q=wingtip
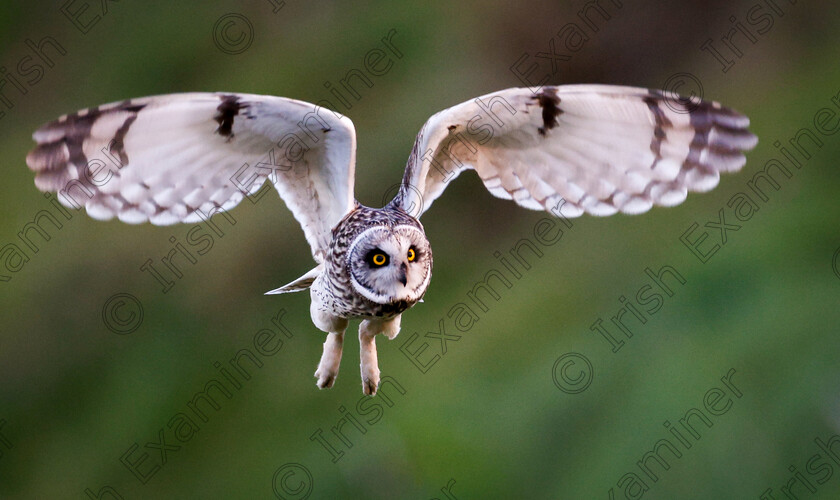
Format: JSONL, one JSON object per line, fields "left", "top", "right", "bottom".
{"left": 745, "top": 131, "right": 759, "bottom": 151}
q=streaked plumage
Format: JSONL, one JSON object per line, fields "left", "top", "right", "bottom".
{"left": 25, "top": 85, "right": 757, "bottom": 394}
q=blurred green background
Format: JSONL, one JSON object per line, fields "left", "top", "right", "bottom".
{"left": 1, "top": 0, "right": 839, "bottom": 498}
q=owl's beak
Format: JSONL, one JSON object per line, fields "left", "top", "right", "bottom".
{"left": 398, "top": 263, "right": 408, "bottom": 286}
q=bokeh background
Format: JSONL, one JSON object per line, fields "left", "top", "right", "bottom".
{"left": 1, "top": 0, "right": 839, "bottom": 498}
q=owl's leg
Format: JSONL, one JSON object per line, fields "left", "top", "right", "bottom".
{"left": 311, "top": 306, "right": 349, "bottom": 389}
{"left": 358, "top": 320, "right": 380, "bottom": 395}
{"left": 359, "top": 315, "right": 401, "bottom": 396}
{"left": 315, "top": 330, "right": 346, "bottom": 389}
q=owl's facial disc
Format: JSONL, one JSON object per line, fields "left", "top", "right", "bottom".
{"left": 348, "top": 225, "right": 432, "bottom": 305}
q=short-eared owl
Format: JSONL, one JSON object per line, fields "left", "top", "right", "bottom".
{"left": 25, "top": 86, "right": 757, "bottom": 394}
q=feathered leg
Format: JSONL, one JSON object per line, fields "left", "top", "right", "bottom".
{"left": 359, "top": 315, "right": 401, "bottom": 396}
{"left": 311, "top": 295, "right": 349, "bottom": 389}
{"left": 315, "top": 329, "right": 346, "bottom": 389}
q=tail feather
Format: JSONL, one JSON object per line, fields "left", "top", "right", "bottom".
{"left": 265, "top": 266, "right": 321, "bottom": 295}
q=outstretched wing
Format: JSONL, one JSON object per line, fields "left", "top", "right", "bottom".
{"left": 26, "top": 92, "right": 356, "bottom": 262}
{"left": 391, "top": 85, "right": 757, "bottom": 218}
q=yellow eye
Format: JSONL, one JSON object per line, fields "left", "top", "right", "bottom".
{"left": 407, "top": 248, "right": 416, "bottom": 262}
{"left": 372, "top": 253, "right": 387, "bottom": 266}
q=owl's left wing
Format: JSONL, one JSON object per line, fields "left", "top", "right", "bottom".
{"left": 390, "top": 85, "right": 757, "bottom": 218}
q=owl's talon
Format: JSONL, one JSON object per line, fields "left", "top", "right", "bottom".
{"left": 361, "top": 369, "right": 380, "bottom": 396}
{"left": 315, "top": 369, "right": 337, "bottom": 389}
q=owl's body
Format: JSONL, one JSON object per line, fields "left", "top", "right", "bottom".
{"left": 312, "top": 204, "right": 430, "bottom": 321}
{"left": 25, "top": 85, "right": 756, "bottom": 395}
{"left": 270, "top": 202, "right": 432, "bottom": 392}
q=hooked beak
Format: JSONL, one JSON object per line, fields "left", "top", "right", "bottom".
{"left": 398, "top": 262, "right": 408, "bottom": 286}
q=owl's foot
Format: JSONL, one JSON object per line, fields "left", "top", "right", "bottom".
{"left": 381, "top": 315, "right": 401, "bottom": 340}
{"left": 315, "top": 331, "right": 343, "bottom": 389}
{"left": 315, "top": 367, "right": 337, "bottom": 389}
{"left": 361, "top": 365, "right": 380, "bottom": 396}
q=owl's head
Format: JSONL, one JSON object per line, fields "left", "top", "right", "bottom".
{"left": 347, "top": 224, "right": 432, "bottom": 305}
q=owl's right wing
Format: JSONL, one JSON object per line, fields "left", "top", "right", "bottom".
{"left": 26, "top": 92, "right": 357, "bottom": 262}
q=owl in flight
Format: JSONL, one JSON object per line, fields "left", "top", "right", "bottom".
{"left": 25, "top": 85, "right": 756, "bottom": 394}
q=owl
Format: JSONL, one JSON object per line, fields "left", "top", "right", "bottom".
{"left": 25, "top": 85, "right": 757, "bottom": 395}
